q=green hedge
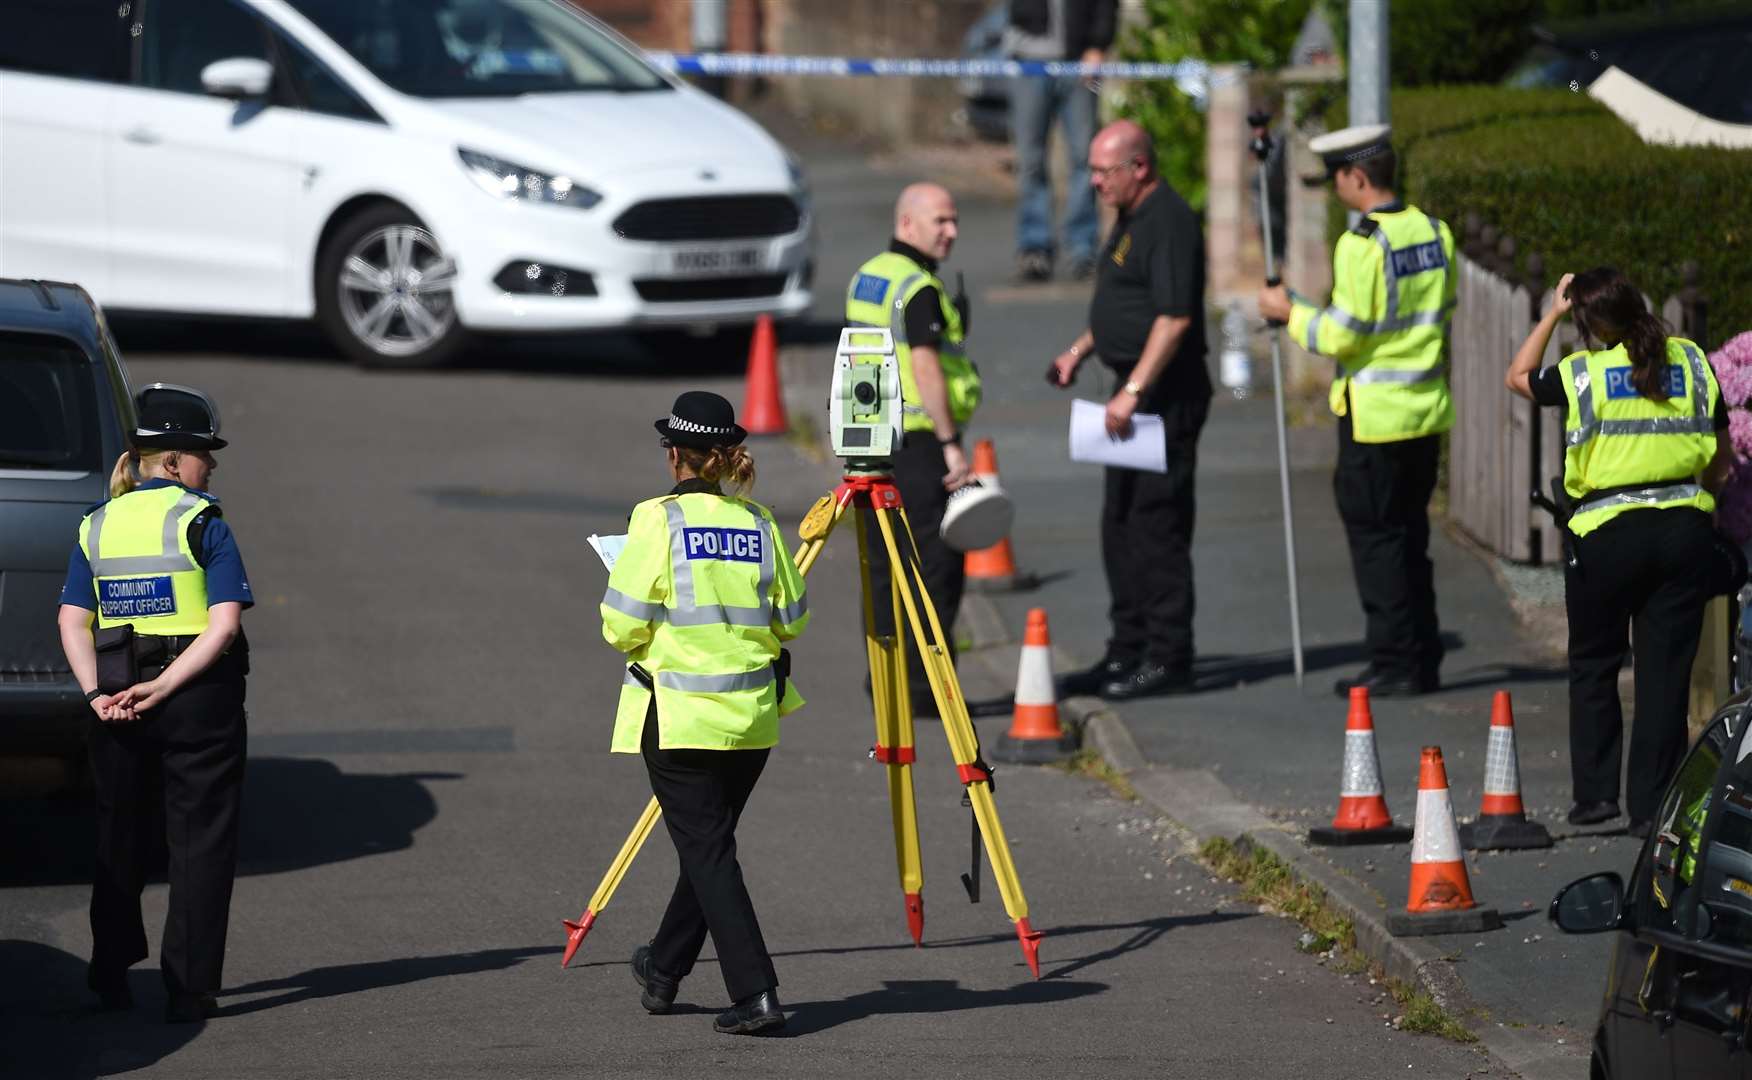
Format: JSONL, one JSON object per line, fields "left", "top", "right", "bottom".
{"left": 1322, "top": 86, "right": 1752, "bottom": 348}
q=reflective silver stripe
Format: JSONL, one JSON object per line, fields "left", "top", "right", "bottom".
{"left": 602, "top": 587, "right": 664, "bottom": 622}
{"left": 775, "top": 596, "right": 809, "bottom": 625}
{"left": 624, "top": 669, "right": 644, "bottom": 687}
{"left": 664, "top": 500, "right": 694, "bottom": 609}
{"left": 656, "top": 668, "right": 774, "bottom": 693}
{"left": 1569, "top": 359, "right": 1596, "bottom": 443}
{"left": 755, "top": 509, "right": 775, "bottom": 618}
{"left": 1352, "top": 360, "right": 1448, "bottom": 386}
{"left": 668, "top": 604, "right": 769, "bottom": 628}
{"left": 1568, "top": 416, "right": 1716, "bottom": 447}
{"left": 1325, "top": 306, "right": 1372, "bottom": 333}
{"left": 1372, "top": 227, "right": 1398, "bottom": 319}
{"left": 1304, "top": 310, "right": 1324, "bottom": 352}
{"left": 1679, "top": 340, "right": 1710, "bottom": 418}
{"left": 890, "top": 273, "right": 923, "bottom": 344}
{"left": 87, "top": 492, "right": 204, "bottom": 577}
{"left": 1575, "top": 482, "right": 1705, "bottom": 515}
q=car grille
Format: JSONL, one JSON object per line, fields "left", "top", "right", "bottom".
{"left": 614, "top": 196, "right": 802, "bottom": 241}
{"left": 633, "top": 275, "right": 789, "bottom": 303}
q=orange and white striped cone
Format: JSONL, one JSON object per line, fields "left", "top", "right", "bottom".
{"left": 1459, "top": 691, "right": 1553, "bottom": 851}
{"left": 992, "top": 609, "right": 1078, "bottom": 763}
{"left": 1309, "top": 687, "right": 1413, "bottom": 846}
{"left": 964, "top": 440, "right": 1038, "bottom": 593}
{"left": 1386, "top": 746, "right": 1503, "bottom": 936}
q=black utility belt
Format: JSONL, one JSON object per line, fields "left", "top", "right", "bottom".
{"left": 93, "top": 626, "right": 244, "bottom": 693}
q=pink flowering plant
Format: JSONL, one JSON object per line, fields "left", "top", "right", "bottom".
{"left": 1714, "top": 332, "right": 1752, "bottom": 543}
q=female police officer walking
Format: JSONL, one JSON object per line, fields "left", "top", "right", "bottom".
{"left": 1507, "top": 269, "right": 1733, "bottom": 837}
{"left": 600, "top": 391, "right": 809, "bottom": 1035}
{"left": 55, "top": 383, "right": 252, "bottom": 1023}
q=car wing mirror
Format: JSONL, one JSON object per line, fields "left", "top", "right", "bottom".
{"left": 1550, "top": 871, "right": 1626, "bottom": 933}
{"left": 201, "top": 57, "right": 273, "bottom": 100}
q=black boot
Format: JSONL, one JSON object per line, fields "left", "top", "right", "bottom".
{"left": 1059, "top": 653, "right": 1140, "bottom": 698}
{"left": 1099, "top": 662, "right": 1193, "bottom": 701}
{"left": 714, "top": 989, "right": 785, "bottom": 1034}
{"left": 631, "top": 944, "right": 679, "bottom": 1014}
{"left": 164, "top": 991, "right": 217, "bottom": 1024}
{"left": 87, "top": 965, "right": 132, "bottom": 1012}
{"left": 1332, "top": 666, "right": 1437, "bottom": 699}
{"left": 1567, "top": 801, "right": 1621, "bottom": 827}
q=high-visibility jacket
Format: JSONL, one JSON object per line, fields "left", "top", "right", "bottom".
{"left": 601, "top": 489, "right": 810, "bottom": 752}
{"left": 845, "top": 250, "right": 982, "bottom": 432}
{"left": 78, "top": 485, "right": 215, "bottom": 636}
{"left": 1559, "top": 337, "right": 1720, "bottom": 538}
{"left": 1288, "top": 204, "right": 1457, "bottom": 443}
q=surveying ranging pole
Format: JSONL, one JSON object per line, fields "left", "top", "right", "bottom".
{"left": 563, "top": 329, "right": 1045, "bottom": 978}
{"left": 1347, "top": 0, "right": 1389, "bottom": 228}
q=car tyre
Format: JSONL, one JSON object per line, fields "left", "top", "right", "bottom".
{"left": 316, "top": 205, "right": 466, "bottom": 369}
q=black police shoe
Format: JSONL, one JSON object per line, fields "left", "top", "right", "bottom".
{"left": 1100, "top": 663, "right": 1194, "bottom": 701}
{"left": 164, "top": 991, "right": 218, "bottom": 1024}
{"left": 1567, "top": 801, "right": 1622, "bottom": 827}
{"left": 714, "top": 989, "right": 785, "bottom": 1035}
{"left": 87, "top": 965, "right": 132, "bottom": 1012}
{"left": 1059, "top": 653, "right": 1141, "bottom": 698}
{"left": 1016, "top": 250, "right": 1053, "bottom": 283}
{"left": 1331, "top": 666, "right": 1438, "bottom": 699}
{"left": 631, "top": 944, "right": 679, "bottom": 1014}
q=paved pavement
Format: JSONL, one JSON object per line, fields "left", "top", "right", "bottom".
{"left": 0, "top": 116, "right": 1498, "bottom": 1078}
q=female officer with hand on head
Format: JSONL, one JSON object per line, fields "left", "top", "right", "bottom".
{"left": 56, "top": 383, "right": 252, "bottom": 1024}
{"left": 1507, "top": 269, "right": 1734, "bottom": 839}
{"left": 600, "top": 391, "right": 809, "bottom": 1036}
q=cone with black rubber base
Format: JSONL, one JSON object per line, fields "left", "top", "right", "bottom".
{"left": 1386, "top": 746, "right": 1503, "bottom": 937}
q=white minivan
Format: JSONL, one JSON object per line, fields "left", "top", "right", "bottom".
{"left": 0, "top": 0, "right": 815, "bottom": 366}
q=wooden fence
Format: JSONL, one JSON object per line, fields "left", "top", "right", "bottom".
{"left": 1446, "top": 216, "right": 1711, "bottom": 566}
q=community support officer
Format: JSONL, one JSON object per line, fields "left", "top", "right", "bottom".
{"left": 1506, "top": 268, "right": 1733, "bottom": 836}
{"left": 600, "top": 391, "right": 810, "bottom": 1036}
{"left": 1048, "top": 119, "right": 1212, "bottom": 701}
{"left": 55, "top": 384, "right": 252, "bottom": 1024}
{"left": 846, "top": 182, "right": 982, "bottom": 718}
{"left": 1258, "top": 124, "right": 1456, "bottom": 698}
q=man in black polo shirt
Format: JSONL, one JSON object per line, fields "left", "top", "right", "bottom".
{"left": 1048, "top": 120, "right": 1211, "bottom": 700}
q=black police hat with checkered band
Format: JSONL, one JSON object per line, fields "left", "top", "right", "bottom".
{"left": 654, "top": 391, "right": 748, "bottom": 450}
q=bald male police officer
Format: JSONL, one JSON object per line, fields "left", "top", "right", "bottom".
{"left": 1259, "top": 125, "right": 1456, "bottom": 698}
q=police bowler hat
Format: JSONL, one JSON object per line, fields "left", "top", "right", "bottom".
{"left": 655, "top": 391, "right": 747, "bottom": 450}
{"left": 134, "top": 383, "right": 227, "bottom": 451}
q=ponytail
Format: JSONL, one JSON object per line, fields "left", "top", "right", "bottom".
{"left": 1625, "top": 312, "right": 1673, "bottom": 402}
{"left": 677, "top": 444, "right": 757, "bottom": 495}
{"left": 108, "top": 449, "right": 174, "bottom": 498}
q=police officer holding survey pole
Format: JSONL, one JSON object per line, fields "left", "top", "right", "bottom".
{"left": 1259, "top": 125, "right": 1456, "bottom": 699}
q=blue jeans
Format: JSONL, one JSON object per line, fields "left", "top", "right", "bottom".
{"left": 1010, "top": 74, "right": 1099, "bottom": 262}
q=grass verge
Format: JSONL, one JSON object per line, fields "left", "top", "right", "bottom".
{"left": 1054, "top": 748, "right": 1137, "bottom": 802}
{"left": 1200, "top": 837, "right": 1478, "bottom": 1044}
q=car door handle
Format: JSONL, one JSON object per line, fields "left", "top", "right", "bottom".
{"left": 1652, "top": 1009, "right": 1676, "bottom": 1029}
{"left": 122, "top": 127, "right": 162, "bottom": 146}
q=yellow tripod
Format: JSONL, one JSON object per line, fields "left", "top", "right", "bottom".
{"left": 562, "top": 471, "right": 1043, "bottom": 977}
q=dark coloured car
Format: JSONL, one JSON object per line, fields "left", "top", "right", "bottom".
{"left": 1551, "top": 693, "right": 1752, "bottom": 1079}
{"left": 0, "top": 279, "right": 135, "bottom": 791}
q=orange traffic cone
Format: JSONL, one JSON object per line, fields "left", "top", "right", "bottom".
{"left": 1386, "top": 746, "right": 1503, "bottom": 936}
{"left": 740, "top": 315, "right": 786, "bottom": 435}
{"left": 1459, "top": 691, "right": 1553, "bottom": 851}
{"left": 964, "top": 440, "right": 1036, "bottom": 592}
{"left": 1309, "top": 688, "right": 1413, "bottom": 846}
{"left": 992, "top": 609, "right": 1078, "bottom": 763}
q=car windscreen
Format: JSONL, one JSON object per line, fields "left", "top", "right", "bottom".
{"left": 0, "top": 333, "right": 102, "bottom": 472}
{"left": 288, "top": 0, "right": 670, "bottom": 98}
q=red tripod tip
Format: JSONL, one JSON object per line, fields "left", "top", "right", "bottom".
{"left": 560, "top": 909, "right": 596, "bottom": 968}
{"left": 905, "top": 893, "right": 924, "bottom": 947}
{"left": 1015, "top": 918, "right": 1043, "bottom": 979}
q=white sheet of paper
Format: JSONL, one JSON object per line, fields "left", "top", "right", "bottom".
{"left": 1068, "top": 398, "right": 1168, "bottom": 473}
{"left": 588, "top": 533, "right": 628, "bottom": 573}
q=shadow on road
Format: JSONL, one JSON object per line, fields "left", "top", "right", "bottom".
{"left": 0, "top": 758, "right": 453, "bottom": 888}
{"left": 0, "top": 939, "right": 201, "bottom": 1080}
{"left": 778, "top": 978, "right": 1107, "bottom": 1036}
{"left": 1181, "top": 631, "right": 1567, "bottom": 692}
{"left": 218, "top": 944, "right": 561, "bottom": 1016}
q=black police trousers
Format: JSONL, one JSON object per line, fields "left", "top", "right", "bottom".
{"left": 86, "top": 655, "right": 247, "bottom": 996}
{"left": 640, "top": 707, "right": 777, "bottom": 1003}
{"left": 1335, "top": 413, "right": 1444, "bottom": 678}
{"left": 1102, "top": 395, "right": 1209, "bottom": 671}
{"left": 866, "top": 431, "right": 964, "bottom": 704}
{"left": 1565, "top": 507, "right": 1715, "bottom": 824}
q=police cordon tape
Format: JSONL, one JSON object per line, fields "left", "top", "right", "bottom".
{"left": 645, "top": 50, "right": 1241, "bottom": 90}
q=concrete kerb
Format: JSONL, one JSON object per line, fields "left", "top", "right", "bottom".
{"left": 958, "top": 591, "right": 1579, "bottom": 1080}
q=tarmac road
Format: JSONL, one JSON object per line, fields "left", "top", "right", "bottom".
{"left": 0, "top": 123, "right": 1494, "bottom": 1079}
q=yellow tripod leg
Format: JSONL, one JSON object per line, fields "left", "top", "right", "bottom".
{"left": 871, "top": 505, "right": 1044, "bottom": 978}
{"left": 561, "top": 795, "right": 662, "bottom": 967}
{"left": 563, "top": 489, "right": 851, "bottom": 964}
{"left": 855, "top": 509, "right": 926, "bottom": 944}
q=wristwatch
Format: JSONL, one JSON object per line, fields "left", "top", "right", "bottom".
{"left": 84, "top": 688, "right": 104, "bottom": 704}
{"left": 939, "top": 433, "right": 963, "bottom": 448}
{"left": 1122, "top": 379, "right": 1146, "bottom": 397}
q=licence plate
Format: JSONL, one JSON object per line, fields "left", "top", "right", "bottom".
{"left": 670, "top": 247, "right": 766, "bottom": 275}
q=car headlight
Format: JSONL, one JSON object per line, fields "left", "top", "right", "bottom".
{"left": 786, "top": 153, "right": 811, "bottom": 211}
{"left": 458, "top": 149, "right": 602, "bottom": 210}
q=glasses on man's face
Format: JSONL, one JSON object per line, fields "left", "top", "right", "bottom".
{"left": 1090, "top": 158, "right": 1140, "bottom": 181}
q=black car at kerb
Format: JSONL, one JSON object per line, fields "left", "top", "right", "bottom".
{"left": 0, "top": 279, "right": 134, "bottom": 788}
{"left": 1553, "top": 693, "right": 1752, "bottom": 1079}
